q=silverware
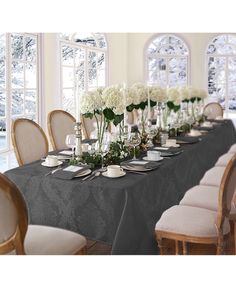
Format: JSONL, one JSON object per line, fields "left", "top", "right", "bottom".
{"left": 44, "top": 167, "right": 62, "bottom": 176}
{"left": 88, "top": 171, "right": 101, "bottom": 180}
{"left": 81, "top": 170, "right": 96, "bottom": 181}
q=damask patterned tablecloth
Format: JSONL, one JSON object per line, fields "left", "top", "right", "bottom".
{"left": 5, "top": 120, "right": 236, "bottom": 254}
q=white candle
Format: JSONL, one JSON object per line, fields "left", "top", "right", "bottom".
{"left": 147, "top": 86, "right": 151, "bottom": 120}
{"left": 123, "top": 83, "right": 127, "bottom": 125}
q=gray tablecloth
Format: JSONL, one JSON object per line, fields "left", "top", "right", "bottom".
{"left": 5, "top": 120, "right": 236, "bottom": 254}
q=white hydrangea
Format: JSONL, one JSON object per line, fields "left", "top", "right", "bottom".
{"left": 102, "top": 85, "right": 125, "bottom": 115}
{"left": 189, "top": 87, "right": 201, "bottom": 99}
{"left": 178, "top": 86, "right": 191, "bottom": 101}
{"left": 131, "top": 83, "right": 147, "bottom": 104}
{"left": 80, "top": 90, "right": 105, "bottom": 114}
{"left": 167, "top": 87, "right": 181, "bottom": 106}
{"left": 199, "top": 89, "right": 207, "bottom": 99}
{"left": 149, "top": 86, "right": 167, "bottom": 103}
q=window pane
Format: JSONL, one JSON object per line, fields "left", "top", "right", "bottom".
{"left": 73, "top": 33, "right": 96, "bottom": 47}
{"left": 25, "top": 63, "right": 36, "bottom": 88}
{"left": 12, "top": 90, "right": 24, "bottom": 116}
{"left": 62, "top": 89, "right": 75, "bottom": 115}
{"left": 12, "top": 61, "right": 24, "bottom": 88}
{"left": 0, "top": 34, "right": 6, "bottom": 59}
{"left": 0, "top": 91, "right": 5, "bottom": 117}
{"left": 63, "top": 66, "right": 74, "bottom": 87}
{"left": 0, "top": 59, "right": 5, "bottom": 88}
{"left": 97, "top": 70, "right": 105, "bottom": 86}
{"left": 75, "top": 48, "right": 85, "bottom": 65}
{"left": 11, "top": 34, "right": 24, "bottom": 60}
{"left": 25, "top": 90, "right": 36, "bottom": 115}
{"left": 88, "top": 51, "right": 97, "bottom": 68}
{"left": 88, "top": 69, "right": 97, "bottom": 87}
{"left": 62, "top": 45, "right": 74, "bottom": 65}
{"left": 25, "top": 36, "right": 37, "bottom": 62}
{"left": 0, "top": 118, "right": 6, "bottom": 150}
{"left": 97, "top": 53, "right": 105, "bottom": 69}
{"left": 75, "top": 69, "right": 85, "bottom": 90}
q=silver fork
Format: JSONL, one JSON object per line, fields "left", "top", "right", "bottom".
{"left": 45, "top": 167, "right": 62, "bottom": 176}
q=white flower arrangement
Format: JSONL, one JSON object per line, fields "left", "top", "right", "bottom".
{"left": 102, "top": 85, "right": 125, "bottom": 115}
{"left": 130, "top": 83, "right": 147, "bottom": 104}
{"left": 167, "top": 87, "right": 181, "bottom": 106}
{"left": 80, "top": 89, "right": 104, "bottom": 114}
{"left": 149, "top": 86, "right": 167, "bottom": 103}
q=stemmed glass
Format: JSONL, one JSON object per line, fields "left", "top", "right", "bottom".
{"left": 95, "top": 132, "right": 111, "bottom": 171}
{"left": 65, "top": 134, "right": 76, "bottom": 150}
{"left": 128, "top": 132, "right": 141, "bottom": 160}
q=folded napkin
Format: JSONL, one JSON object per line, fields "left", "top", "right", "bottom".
{"left": 121, "top": 160, "right": 161, "bottom": 170}
{"left": 52, "top": 165, "right": 90, "bottom": 180}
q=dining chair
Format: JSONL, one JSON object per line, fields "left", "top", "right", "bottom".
{"left": 155, "top": 154, "right": 236, "bottom": 255}
{"left": 180, "top": 154, "right": 236, "bottom": 253}
{"left": 81, "top": 114, "right": 111, "bottom": 139}
{"left": 228, "top": 143, "right": 236, "bottom": 153}
{"left": 0, "top": 173, "right": 87, "bottom": 255}
{"left": 11, "top": 118, "right": 49, "bottom": 166}
{"left": 47, "top": 110, "right": 76, "bottom": 150}
{"left": 203, "top": 102, "right": 223, "bottom": 120}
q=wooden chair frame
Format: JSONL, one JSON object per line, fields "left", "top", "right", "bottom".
{"left": 47, "top": 110, "right": 76, "bottom": 150}
{"left": 81, "top": 114, "right": 111, "bottom": 139}
{"left": 11, "top": 118, "right": 49, "bottom": 166}
{"left": 0, "top": 173, "right": 86, "bottom": 255}
{"left": 155, "top": 154, "right": 236, "bottom": 255}
{"left": 203, "top": 102, "right": 224, "bottom": 118}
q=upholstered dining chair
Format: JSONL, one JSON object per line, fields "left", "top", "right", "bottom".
{"left": 155, "top": 154, "right": 236, "bottom": 255}
{"left": 228, "top": 143, "right": 236, "bottom": 154}
{"left": 203, "top": 102, "right": 223, "bottom": 119}
{"left": 47, "top": 110, "right": 76, "bottom": 150}
{"left": 11, "top": 118, "right": 49, "bottom": 166}
{"left": 0, "top": 173, "right": 87, "bottom": 255}
{"left": 81, "top": 114, "right": 111, "bottom": 139}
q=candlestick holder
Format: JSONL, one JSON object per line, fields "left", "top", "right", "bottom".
{"left": 74, "top": 122, "right": 82, "bottom": 160}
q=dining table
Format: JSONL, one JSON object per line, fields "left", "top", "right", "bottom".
{"left": 5, "top": 119, "right": 236, "bottom": 254}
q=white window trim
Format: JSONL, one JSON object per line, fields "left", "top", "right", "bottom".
{"left": 144, "top": 33, "right": 191, "bottom": 87}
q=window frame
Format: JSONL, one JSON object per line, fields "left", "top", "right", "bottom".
{"left": 144, "top": 33, "right": 191, "bottom": 87}
{"left": 0, "top": 32, "right": 42, "bottom": 154}
{"left": 58, "top": 33, "right": 108, "bottom": 116}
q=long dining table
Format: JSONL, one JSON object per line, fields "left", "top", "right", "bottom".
{"left": 5, "top": 120, "right": 236, "bottom": 254}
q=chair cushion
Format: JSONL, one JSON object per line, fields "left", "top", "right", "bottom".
{"left": 200, "top": 166, "right": 226, "bottom": 186}
{"left": 228, "top": 144, "right": 236, "bottom": 153}
{"left": 215, "top": 153, "right": 234, "bottom": 167}
{"left": 155, "top": 205, "right": 230, "bottom": 238}
{"left": 180, "top": 185, "right": 219, "bottom": 211}
{"left": 24, "top": 225, "right": 86, "bottom": 255}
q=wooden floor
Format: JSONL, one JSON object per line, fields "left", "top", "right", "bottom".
{"left": 86, "top": 231, "right": 235, "bottom": 255}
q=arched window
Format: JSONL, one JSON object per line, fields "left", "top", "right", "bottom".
{"left": 0, "top": 33, "right": 40, "bottom": 153}
{"left": 146, "top": 34, "right": 189, "bottom": 87}
{"left": 207, "top": 34, "right": 236, "bottom": 113}
{"left": 59, "top": 33, "right": 107, "bottom": 116}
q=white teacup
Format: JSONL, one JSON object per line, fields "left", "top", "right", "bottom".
{"left": 165, "top": 139, "right": 177, "bottom": 147}
{"left": 216, "top": 116, "right": 223, "bottom": 120}
{"left": 202, "top": 121, "right": 212, "bottom": 127}
{"left": 82, "top": 143, "right": 89, "bottom": 153}
{"left": 45, "top": 155, "right": 58, "bottom": 166}
{"left": 107, "top": 165, "right": 123, "bottom": 177}
{"left": 147, "top": 151, "right": 161, "bottom": 161}
{"left": 189, "top": 129, "right": 201, "bottom": 137}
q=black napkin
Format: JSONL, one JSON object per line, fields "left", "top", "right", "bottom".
{"left": 52, "top": 164, "right": 90, "bottom": 180}
{"left": 121, "top": 160, "right": 161, "bottom": 170}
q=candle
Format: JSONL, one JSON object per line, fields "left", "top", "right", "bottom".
{"left": 123, "top": 83, "right": 127, "bottom": 125}
{"left": 147, "top": 86, "right": 151, "bottom": 120}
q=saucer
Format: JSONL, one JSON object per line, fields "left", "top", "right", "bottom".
{"left": 41, "top": 161, "right": 63, "bottom": 167}
{"left": 162, "top": 143, "right": 180, "bottom": 148}
{"left": 74, "top": 169, "right": 91, "bottom": 178}
{"left": 188, "top": 132, "right": 201, "bottom": 137}
{"left": 143, "top": 156, "right": 163, "bottom": 162}
{"left": 102, "top": 171, "right": 126, "bottom": 178}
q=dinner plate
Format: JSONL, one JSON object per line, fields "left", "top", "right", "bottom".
{"left": 74, "top": 169, "right": 92, "bottom": 178}
{"left": 162, "top": 143, "right": 180, "bottom": 148}
{"left": 41, "top": 161, "right": 63, "bottom": 167}
{"left": 142, "top": 156, "right": 163, "bottom": 162}
{"left": 187, "top": 132, "right": 202, "bottom": 137}
{"left": 102, "top": 171, "right": 126, "bottom": 178}
{"left": 121, "top": 164, "right": 152, "bottom": 172}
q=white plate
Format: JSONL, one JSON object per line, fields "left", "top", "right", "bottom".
{"left": 74, "top": 169, "right": 92, "bottom": 178}
{"left": 162, "top": 144, "right": 180, "bottom": 148}
{"left": 187, "top": 132, "right": 202, "bottom": 137}
{"left": 41, "top": 161, "right": 63, "bottom": 167}
{"left": 102, "top": 171, "right": 126, "bottom": 178}
{"left": 142, "top": 156, "right": 163, "bottom": 162}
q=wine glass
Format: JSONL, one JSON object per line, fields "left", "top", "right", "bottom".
{"left": 65, "top": 134, "right": 76, "bottom": 151}
{"left": 128, "top": 132, "right": 141, "bottom": 160}
{"left": 95, "top": 133, "right": 111, "bottom": 171}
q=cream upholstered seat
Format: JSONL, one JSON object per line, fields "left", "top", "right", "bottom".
{"left": 155, "top": 154, "right": 236, "bottom": 255}
{"left": 200, "top": 166, "right": 226, "bottom": 186}
{"left": 215, "top": 153, "right": 235, "bottom": 167}
{"left": 47, "top": 110, "right": 76, "bottom": 150}
{"left": 81, "top": 114, "right": 111, "bottom": 139}
{"left": 203, "top": 102, "right": 223, "bottom": 119}
{"left": 11, "top": 118, "right": 49, "bottom": 166}
{"left": 155, "top": 205, "right": 230, "bottom": 238}
{"left": 228, "top": 144, "right": 236, "bottom": 153}
{"left": 0, "top": 173, "right": 87, "bottom": 255}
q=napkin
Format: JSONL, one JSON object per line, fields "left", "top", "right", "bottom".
{"left": 121, "top": 160, "right": 161, "bottom": 170}
{"left": 52, "top": 165, "right": 90, "bottom": 180}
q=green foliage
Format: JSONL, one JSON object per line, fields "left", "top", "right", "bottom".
{"left": 113, "top": 114, "right": 124, "bottom": 126}
{"left": 105, "top": 141, "right": 129, "bottom": 165}
{"left": 103, "top": 108, "right": 115, "bottom": 121}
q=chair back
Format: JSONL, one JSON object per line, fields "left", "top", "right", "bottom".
{"left": 216, "top": 154, "right": 236, "bottom": 230}
{"left": 12, "top": 119, "right": 49, "bottom": 166}
{"left": 0, "top": 173, "right": 28, "bottom": 254}
{"left": 81, "top": 115, "right": 111, "bottom": 139}
{"left": 203, "top": 102, "right": 223, "bottom": 119}
{"left": 48, "top": 110, "right": 76, "bottom": 150}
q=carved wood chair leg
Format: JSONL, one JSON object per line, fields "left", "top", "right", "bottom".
{"left": 183, "top": 241, "right": 188, "bottom": 255}
{"left": 234, "top": 221, "right": 236, "bottom": 255}
{"left": 157, "top": 238, "right": 164, "bottom": 255}
{"left": 76, "top": 246, "right": 87, "bottom": 255}
{"left": 175, "top": 240, "right": 180, "bottom": 255}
